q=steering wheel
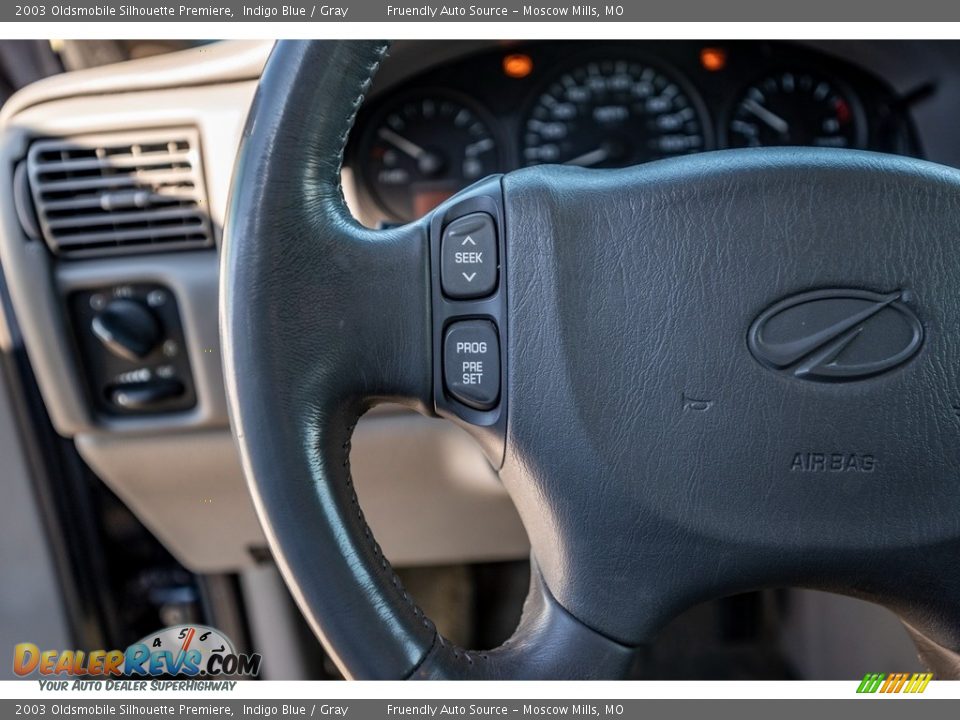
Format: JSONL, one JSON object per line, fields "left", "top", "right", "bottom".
{"left": 221, "top": 40, "right": 960, "bottom": 679}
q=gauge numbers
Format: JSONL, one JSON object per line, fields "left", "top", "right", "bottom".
{"left": 139, "top": 625, "right": 235, "bottom": 656}
{"left": 522, "top": 59, "right": 707, "bottom": 168}
{"left": 363, "top": 93, "right": 501, "bottom": 221}
{"left": 728, "top": 72, "right": 863, "bottom": 149}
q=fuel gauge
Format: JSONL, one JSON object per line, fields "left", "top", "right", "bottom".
{"left": 726, "top": 72, "right": 865, "bottom": 149}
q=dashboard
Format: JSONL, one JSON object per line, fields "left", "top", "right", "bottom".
{"left": 3, "top": 39, "right": 955, "bottom": 576}
{"left": 347, "top": 41, "right": 919, "bottom": 224}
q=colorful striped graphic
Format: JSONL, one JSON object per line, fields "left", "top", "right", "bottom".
{"left": 857, "top": 672, "right": 933, "bottom": 694}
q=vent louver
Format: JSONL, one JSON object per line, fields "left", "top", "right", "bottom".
{"left": 27, "top": 129, "right": 213, "bottom": 257}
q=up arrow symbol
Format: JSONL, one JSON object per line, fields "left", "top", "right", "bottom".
{"left": 461, "top": 236, "right": 476, "bottom": 246}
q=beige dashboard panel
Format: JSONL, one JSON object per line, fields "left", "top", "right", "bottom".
{"left": 75, "top": 414, "right": 527, "bottom": 572}
{"left": 0, "top": 40, "right": 529, "bottom": 572}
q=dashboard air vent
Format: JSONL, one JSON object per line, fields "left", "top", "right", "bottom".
{"left": 27, "top": 129, "right": 213, "bottom": 257}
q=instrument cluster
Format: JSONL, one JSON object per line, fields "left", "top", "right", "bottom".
{"left": 348, "top": 41, "right": 917, "bottom": 223}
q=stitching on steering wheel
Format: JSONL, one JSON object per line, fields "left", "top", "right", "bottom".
{"left": 335, "top": 43, "right": 500, "bottom": 676}
{"left": 332, "top": 41, "right": 390, "bottom": 211}
{"left": 321, "top": 43, "right": 442, "bottom": 666}
{"left": 330, "top": 41, "right": 505, "bottom": 676}
{"left": 342, "top": 408, "right": 433, "bottom": 630}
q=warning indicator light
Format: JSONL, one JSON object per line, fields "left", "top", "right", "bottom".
{"left": 503, "top": 54, "right": 534, "bottom": 79}
{"left": 700, "top": 47, "right": 727, "bottom": 72}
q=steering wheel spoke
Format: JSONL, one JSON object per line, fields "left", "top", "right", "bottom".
{"left": 222, "top": 41, "right": 437, "bottom": 678}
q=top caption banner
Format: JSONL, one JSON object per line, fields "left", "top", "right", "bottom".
{"left": 8, "top": 0, "right": 960, "bottom": 21}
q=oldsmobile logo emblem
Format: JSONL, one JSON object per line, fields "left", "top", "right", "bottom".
{"left": 748, "top": 289, "right": 923, "bottom": 381}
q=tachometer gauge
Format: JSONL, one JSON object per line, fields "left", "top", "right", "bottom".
{"left": 726, "top": 72, "right": 864, "bottom": 149}
{"left": 521, "top": 59, "right": 708, "bottom": 168}
{"left": 361, "top": 93, "right": 502, "bottom": 221}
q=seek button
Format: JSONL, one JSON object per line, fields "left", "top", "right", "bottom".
{"left": 441, "top": 213, "right": 498, "bottom": 299}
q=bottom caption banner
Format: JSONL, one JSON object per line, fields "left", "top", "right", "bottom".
{"left": 1, "top": 700, "right": 958, "bottom": 720}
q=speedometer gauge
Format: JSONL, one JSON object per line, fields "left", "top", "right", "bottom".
{"left": 360, "top": 92, "right": 502, "bottom": 222}
{"left": 521, "top": 59, "right": 709, "bottom": 168}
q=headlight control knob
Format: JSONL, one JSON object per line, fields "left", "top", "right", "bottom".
{"left": 91, "top": 298, "right": 162, "bottom": 361}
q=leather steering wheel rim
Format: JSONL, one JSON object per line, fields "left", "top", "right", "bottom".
{"left": 221, "top": 40, "right": 629, "bottom": 679}
{"left": 223, "top": 40, "right": 960, "bottom": 679}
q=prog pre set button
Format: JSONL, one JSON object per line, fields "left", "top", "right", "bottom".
{"left": 443, "top": 320, "right": 500, "bottom": 410}
{"left": 441, "top": 213, "right": 498, "bottom": 299}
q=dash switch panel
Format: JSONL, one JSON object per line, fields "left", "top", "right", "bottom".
{"left": 69, "top": 283, "right": 196, "bottom": 416}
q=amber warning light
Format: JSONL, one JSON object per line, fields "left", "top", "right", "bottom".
{"left": 503, "top": 54, "right": 534, "bottom": 79}
{"left": 700, "top": 47, "right": 727, "bottom": 72}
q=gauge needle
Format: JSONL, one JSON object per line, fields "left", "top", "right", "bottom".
{"left": 563, "top": 147, "right": 610, "bottom": 167}
{"left": 378, "top": 127, "right": 427, "bottom": 159}
{"left": 742, "top": 99, "right": 790, "bottom": 135}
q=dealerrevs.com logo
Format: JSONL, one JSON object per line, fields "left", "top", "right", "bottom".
{"left": 13, "top": 624, "right": 261, "bottom": 681}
